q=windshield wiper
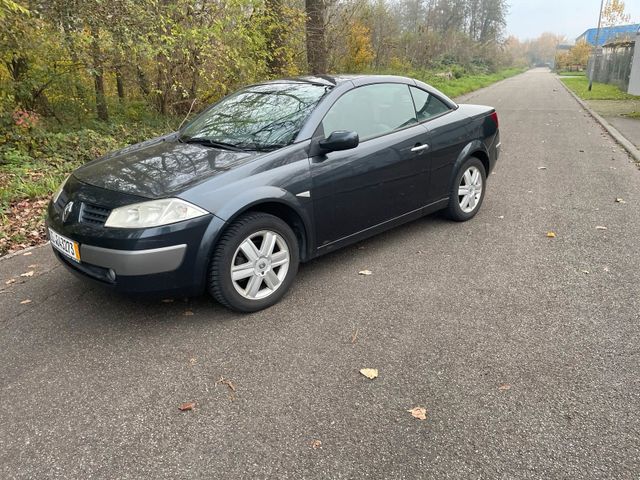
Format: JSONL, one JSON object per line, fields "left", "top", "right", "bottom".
{"left": 181, "top": 137, "right": 245, "bottom": 152}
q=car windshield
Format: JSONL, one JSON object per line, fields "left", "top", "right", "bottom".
{"left": 179, "top": 83, "right": 331, "bottom": 151}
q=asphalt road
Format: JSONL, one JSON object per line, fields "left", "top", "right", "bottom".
{"left": 2, "top": 68, "right": 639, "bottom": 479}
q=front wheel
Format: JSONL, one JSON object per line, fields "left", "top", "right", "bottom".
{"left": 208, "top": 212, "right": 299, "bottom": 312}
{"left": 445, "top": 157, "right": 486, "bottom": 221}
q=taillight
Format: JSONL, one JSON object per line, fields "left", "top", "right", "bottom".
{"left": 490, "top": 111, "right": 499, "bottom": 129}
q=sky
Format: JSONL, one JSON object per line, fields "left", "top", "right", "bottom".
{"left": 506, "top": 0, "right": 640, "bottom": 42}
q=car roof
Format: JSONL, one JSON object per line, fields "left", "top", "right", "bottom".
{"left": 258, "top": 74, "right": 414, "bottom": 87}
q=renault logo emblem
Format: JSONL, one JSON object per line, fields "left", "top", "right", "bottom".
{"left": 62, "top": 201, "right": 74, "bottom": 222}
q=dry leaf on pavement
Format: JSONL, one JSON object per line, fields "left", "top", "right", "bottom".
{"left": 184, "top": 310, "right": 194, "bottom": 316}
{"left": 498, "top": 383, "right": 512, "bottom": 391}
{"left": 23, "top": 251, "right": 32, "bottom": 256}
{"left": 20, "top": 271, "right": 34, "bottom": 277}
{"left": 358, "top": 270, "right": 373, "bottom": 276}
{"left": 359, "top": 368, "right": 378, "bottom": 379}
{"left": 407, "top": 407, "right": 427, "bottom": 420}
{"left": 20, "top": 299, "right": 32, "bottom": 305}
{"left": 216, "top": 376, "right": 237, "bottom": 392}
{"left": 581, "top": 270, "right": 590, "bottom": 275}
{"left": 546, "top": 231, "right": 556, "bottom": 238}
{"left": 615, "top": 198, "right": 626, "bottom": 204}
{"left": 311, "top": 440, "right": 322, "bottom": 449}
{"left": 595, "top": 226, "right": 608, "bottom": 230}
{"left": 178, "top": 402, "right": 196, "bottom": 411}
{"left": 537, "top": 166, "right": 547, "bottom": 170}
{"left": 5, "top": 279, "right": 16, "bottom": 285}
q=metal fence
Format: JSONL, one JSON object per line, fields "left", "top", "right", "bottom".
{"left": 588, "top": 40, "right": 635, "bottom": 91}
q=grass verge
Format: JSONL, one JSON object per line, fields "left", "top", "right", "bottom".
{"left": 560, "top": 76, "right": 640, "bottom": 101}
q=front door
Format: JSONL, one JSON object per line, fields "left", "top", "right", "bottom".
{"left": 309, "top": 83, "right": 431, "bottom": 248}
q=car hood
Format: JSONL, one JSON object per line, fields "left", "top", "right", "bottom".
{"left": 73, "top": 134, "right": 262, "bottom": 198}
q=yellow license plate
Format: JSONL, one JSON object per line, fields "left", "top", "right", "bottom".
{"left": 49, "top": 227, "right": 81, "bottom": 263}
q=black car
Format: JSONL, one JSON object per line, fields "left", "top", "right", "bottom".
{"left": 46, "top": 75, "right": 500, "bottom": 312}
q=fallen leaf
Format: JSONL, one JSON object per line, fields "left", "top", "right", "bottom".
{"left": 351, "top": 328, "right": 359, "bottom": 344}
{"left": 579, "top": 149, "right": 584, "bottom": 152}
{"left": 184, "top": 310, "right": 194, "bottom": 316}
{"left": 604, "top": 266, "right": 610, "bottom": 272}
{"left": 581, "top": 270, "right": 590, "bottom": 275}
{"left": 595, "top": 226, "right": 608, "bottom": 230}
{"left": 20, "top": 271, "right": 34, "bottom": 277}
{"left": 537, "top": 166, "right": 547, "bottom": 170}
{"left": 498, "top": 383, "right": 511, "bottom": 391}
{"left": 407, "top": 407, "right": 427, "bottom": 420}
{"left": 310, "top": 440, "right": 322, "bottom": 449}
{"left": 189, "top": 358, "right": 197, "bottom": 366}
{"left": 615, "top": 198, "right": 626, "bottom": 204}
{"left": 22, "top": 251, "right": 32, "bottom": 256}
{"left": 27, "top": 264, "right": 37, "bottom": 269}
{"left": 20, "top": 299, "right": 32, "bottom": 305}
{"left": 216, "top": 376, "right": 237, "bottom": 400}
{"left": 5, "top": 279, "right": 16, "bottom": 285}
{"left": 178, "top": 402, "right": 196, "bottom": 411}
{"left": 358, "top": 270, "right": 373, "bottom": 276}
{"left": 359, "top": 368, "right": 378, "bottom": 380}
{"left": 498, "top": 215, "right": 504, "bottom": 219}
{"left": 546, "top": 231, "right": 556, "bottom": 238}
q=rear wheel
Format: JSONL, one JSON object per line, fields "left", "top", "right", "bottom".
{"left": 208, "top": 212, "right": 299, "bottom": 312}
{"left": 446, "top": 157, "right": 486, "bottom": 221}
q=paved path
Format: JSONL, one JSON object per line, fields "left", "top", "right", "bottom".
{"left": 586, "top": 98, "right": 640, "bottom": 149}
{"left": 2, "top": 68, "right": 639, "bottom": 479}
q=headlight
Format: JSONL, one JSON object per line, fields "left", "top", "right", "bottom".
{"left": 52, "top": 175, "right": 71, "bottom": 203}
{"left": 104, "top": 198, "right": 208, "bottom": 229}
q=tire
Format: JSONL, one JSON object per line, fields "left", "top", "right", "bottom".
{"left": 445, "top": 157, "right": 487, "bottom": 222}
{"left": 208, "top": 212, "right": 299, "bottom": 312}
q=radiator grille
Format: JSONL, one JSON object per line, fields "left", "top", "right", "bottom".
{"left": 80, "top": 203, "right": 112, "bottom": 226}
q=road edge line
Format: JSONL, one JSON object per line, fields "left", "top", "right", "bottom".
{"left": 557, "top": 76, "right": 640, "bottom": 164}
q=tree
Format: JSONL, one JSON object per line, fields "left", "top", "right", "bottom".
{"left": 305, "top": 0, "right": 327, "bottom": 73}
{"left": 602, "top": 0, "right": 630, "bottom": 27}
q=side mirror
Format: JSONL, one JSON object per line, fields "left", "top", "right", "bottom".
{"left": 317, "top": 130, "right": 359, "bottom": 154}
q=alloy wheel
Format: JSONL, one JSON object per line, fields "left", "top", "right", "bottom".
{"left": 458, "top": 166, "right": 483, "bottom": 213}
{"left": 230, "top": 230, "right": 290, "bottom": 300}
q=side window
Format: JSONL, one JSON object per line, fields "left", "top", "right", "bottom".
{"left": 410, "top": 87, "right": 451, "bottom": 122}
{"left": 321, "top": 84, "right": 417, "bottom": 141}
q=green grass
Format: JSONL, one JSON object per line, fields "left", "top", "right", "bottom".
{"left": 622, "top": 111, "right": 640, "bottom": 119}
{"left": 418, "top": 67, "right": 525, "bottom": 98}
{"left": 560, "top": 76, "right": 640, "bottom": 100}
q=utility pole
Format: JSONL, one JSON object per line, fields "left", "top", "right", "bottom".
{"left": 588, "top": 0, "right": 605, "bottom": 91}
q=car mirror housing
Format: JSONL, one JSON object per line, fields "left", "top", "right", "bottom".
{"left": 317, "top": 130, "right": 359, "bottom": 154}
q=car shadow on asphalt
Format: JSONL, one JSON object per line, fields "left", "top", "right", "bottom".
{"left": 67, "top": 212, "right": 452, "bottom": 327}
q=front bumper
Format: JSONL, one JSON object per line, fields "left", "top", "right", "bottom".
{"left": 81, "top": 243, "right": 187, "bottom": 276}
{"left": 46, "top": 178, "right": 226, "bottom": 295}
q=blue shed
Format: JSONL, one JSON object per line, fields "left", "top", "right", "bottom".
{"left": 576, "top": 24, "right": 640, "bottom": 46}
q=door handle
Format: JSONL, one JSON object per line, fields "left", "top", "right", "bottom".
{"left": 411, "top": 144, "right": 430, "bottom": 152}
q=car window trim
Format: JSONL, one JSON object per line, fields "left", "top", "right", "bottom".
{"left": 409, "top": 86, "right": 454, "bottom": 125}
{"left": 316, "top": 83, "right": 421, "bottom": 144}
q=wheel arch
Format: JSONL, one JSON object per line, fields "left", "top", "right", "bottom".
{"left": 212, "top": 187, "right": 314, "bottom": 263}
{"left": 449, "top": 140, "right": 490, "bottom": 187}
{"left": 228, "top": 200, "right": 311, "bottom": 262}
